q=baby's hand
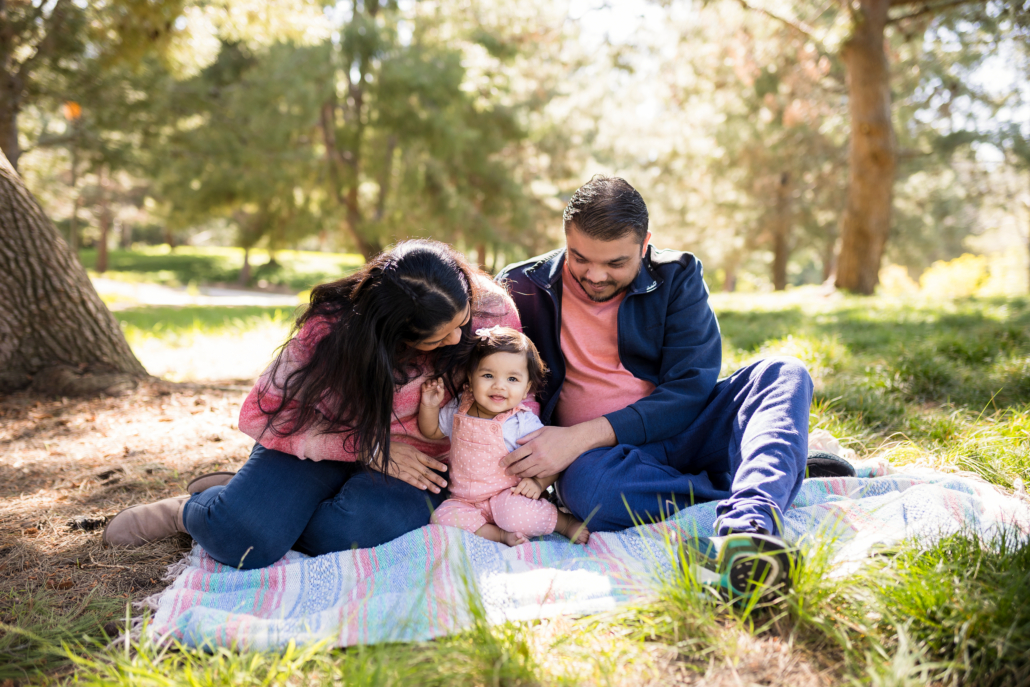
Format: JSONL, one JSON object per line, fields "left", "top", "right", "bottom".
{"left": 420, "top": 378, "right": 446, "bottom": 408}
{"left": 511, "top": 477, "right": 543, "bottom": 500}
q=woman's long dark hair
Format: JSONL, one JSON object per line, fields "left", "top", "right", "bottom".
{"left": 258, "top": 239, "right": 483, "bottom": 474}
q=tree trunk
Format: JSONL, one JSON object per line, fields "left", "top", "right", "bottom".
{"left": 120, "top": 215, "right": 132, "bottom": 248}
{"left": 96, "top": 165, "right": 110, "bottom": 273}
{"left": 821, "top": 228, "right": 838, "bottom": 282}
{"left": 835, "top": 0, "right": 897, "bottom": 295}
{"left": 723, "top": 249, "right": 743, "bottom": 292}
{"left": 723, "top": 265, "right": 738, "bottom": 293}
{"left": 319, "top": 101, "right": 377, "bottom": 259}
{"left": 771, "top": 171, "right": 792, "bottom": 291}
{"left": 489, "top": 245, "right": 502, "bottom": 275}
{"left": 238, "top": 246, "right": 251, "bottom": 286}
{"left": 0, "top": 150, "right": 147, "bottom": 395}
{"left": 476, "top": 243, "right": 488, "bottom": 271}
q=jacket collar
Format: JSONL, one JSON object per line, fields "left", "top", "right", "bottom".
{"left": 523, "top": 248, "right": 565, "bottom": 290}
{"left": 524, "top": 245, "right": 663, "bottom": 295}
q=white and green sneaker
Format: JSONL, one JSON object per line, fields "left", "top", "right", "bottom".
{"left": 693, "top": 532, "right": 797, "bottom": 599}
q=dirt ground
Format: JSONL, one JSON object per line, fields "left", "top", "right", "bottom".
{"left": 0, "top": 381, "right": 254, "bottom": 625}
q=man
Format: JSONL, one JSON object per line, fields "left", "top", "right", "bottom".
{"left": 497, "top": 175, "right": 829, "bottom": 594}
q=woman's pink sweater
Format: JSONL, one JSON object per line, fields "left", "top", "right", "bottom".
{"left": 237, "top": 275, "right": 528, "bottom": 462}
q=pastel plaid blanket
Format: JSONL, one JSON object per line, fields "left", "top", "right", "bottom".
{"left": 144, "top": 462, "right": 1030, "bottom": 650}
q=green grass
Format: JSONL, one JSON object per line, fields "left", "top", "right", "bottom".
{"left": 716, "top": 292, "right": 1030, "bottom": 490}
{"left": 0, "top": 590, "right": 123, "bottom": 682}
{"left": 80, "top": 246, "right": 364, "bottom": 291}
{"left": 11, "top": 291, "right": 1030, "bottom": 684}
{"left": 873, "top": 530, "right": 1030, "bottom": 685}
{"left": 62, "top": 611, "right": 543, "bottom": 687}
{"left": 113, "top": 305, "right": 301, "bottom": 340}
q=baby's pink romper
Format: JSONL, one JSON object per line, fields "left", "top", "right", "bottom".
{"left": 431, "top": 392, "right": 558, "bottom": 538}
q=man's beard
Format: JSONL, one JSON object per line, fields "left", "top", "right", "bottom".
{"left": 573, "top": 273, "right": 632, "bottom": 303}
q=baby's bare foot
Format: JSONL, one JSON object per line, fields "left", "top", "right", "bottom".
{"left": 500, "top": 530, "right": 528, "bottom": 547}
{"left": 556, "top": 512, "right": 590, "bottom": 544}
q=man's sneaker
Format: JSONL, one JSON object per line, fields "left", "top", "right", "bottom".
{"left": 692, "top": 532, "right": 797, "bottom": 599}
{"left": 806, "top": 450, "right": 856, "bottom": 478}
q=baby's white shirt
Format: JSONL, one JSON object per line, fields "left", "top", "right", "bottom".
{"left": 437, "top": 397, "right": 545, "bottom": 453}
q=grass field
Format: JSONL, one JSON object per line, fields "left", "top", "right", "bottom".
{"left": 80, "top": 246, "right": 364, "bottom": 292}
{"left": 113, "top": 306, "right": 298, "bottom": 382}
{"left": 2, "top": 290, "right": 1029, "bottom": 685}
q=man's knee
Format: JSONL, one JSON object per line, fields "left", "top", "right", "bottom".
{"left": 557, "top": 448, "right": 644, "bottom": 531}
{"left": 557, "top": 450, "right": 606, "bottom": 524}
{"left": 759, "top": 355, "right": 812, "bottom": 387}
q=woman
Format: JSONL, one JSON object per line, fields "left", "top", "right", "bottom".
{"left": 103, "top": 239, "right": 526, "bottom": 570}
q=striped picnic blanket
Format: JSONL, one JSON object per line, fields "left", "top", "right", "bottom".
{"left": 144, "top": 461, "right": 1030, "bottom": 650}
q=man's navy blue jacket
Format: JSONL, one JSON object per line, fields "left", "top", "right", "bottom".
{"left": 497, "top": 246, "right": 723, "bottom": 447}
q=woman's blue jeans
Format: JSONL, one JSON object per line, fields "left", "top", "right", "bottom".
{"left": 181, "top": 444, "right": 447, "bottom": 570}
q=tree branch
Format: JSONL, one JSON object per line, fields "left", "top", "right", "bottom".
{"left": 736, "top": 0, "right": 821, "bottom": 44}
{"left": 886, "top": 0, "right": 985, "bottom": 23}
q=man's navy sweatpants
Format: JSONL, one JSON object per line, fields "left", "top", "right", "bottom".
{"left": 556, "top": 356, "right": 813, "bottom": 536}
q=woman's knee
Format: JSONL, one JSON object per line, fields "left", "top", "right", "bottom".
{"left": 299, "top": 474, "right": 443, "bottom": 553}
{"left": 184, "top": 491, "right": 294, "bottom": 569}
{"left": 201, "top": 521, "right": 290, "bottom": 570}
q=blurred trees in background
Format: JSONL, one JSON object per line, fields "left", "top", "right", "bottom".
{"left": 9, "top": 0, "right": 1030, "bottom": 293}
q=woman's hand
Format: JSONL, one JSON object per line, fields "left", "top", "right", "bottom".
{"left": 370, "top": 442, "right": 448, "bottom": 493}
{"left": 420, "top": 378, "right": 446, "bottom": 408}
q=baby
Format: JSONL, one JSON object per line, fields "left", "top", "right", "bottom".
{"left": 419, "top": 326, "right": 589, "bottom": 547}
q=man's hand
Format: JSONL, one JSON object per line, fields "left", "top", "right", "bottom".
{"left": 500, "top": 418, "right": 616, "bottom": 479}
{"left": 370, "top": 442, "right": 448, "bottom": 493}
{"left": 511, "top": 477, "right": 543, "bottom": 499}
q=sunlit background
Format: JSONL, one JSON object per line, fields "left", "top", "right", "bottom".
{"left": 7, "top": 0, "right": 1029, "bottom": 380}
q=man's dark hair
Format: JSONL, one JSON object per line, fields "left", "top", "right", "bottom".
{"left": 562, "top": 175, "right": 649, "bottom": 243}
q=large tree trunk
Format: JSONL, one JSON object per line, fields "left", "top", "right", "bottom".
{"left": 771, "top": 171, "right": 792, "bottom": 291}
{"left": 835, "top": 0, "right": 897, "bottom": 295}
{"left": 0, "top": 150, "right": 147, "bottom": 395}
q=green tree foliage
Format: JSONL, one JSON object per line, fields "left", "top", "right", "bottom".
{"left": 132, "top": 1, "right": 550, "bottom": 262}
{"left": 143, "top": 41, "right": 325, "bottom": 277}
{"left": 0, "top": 0, "right": 186, "bottom": 170}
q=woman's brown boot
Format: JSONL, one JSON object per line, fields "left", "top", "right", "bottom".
{"left": 102, "top": 495, "right": 189, "bottom": 548}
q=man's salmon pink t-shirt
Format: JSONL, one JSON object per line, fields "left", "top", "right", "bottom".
{"left": 554, "top": 259, "right": 655, "bottom": 428}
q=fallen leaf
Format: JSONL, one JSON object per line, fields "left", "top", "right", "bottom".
{"left": 23, "top": 527, "right": 38, "bottom": 535}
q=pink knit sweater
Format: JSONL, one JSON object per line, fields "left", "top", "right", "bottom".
{"left": 237, "top": 275, "right": 529, "bottom": 462}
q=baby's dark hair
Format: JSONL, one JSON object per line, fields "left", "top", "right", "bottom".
{"left": 468, "top": 327, "right": 548, "bottom": 391}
